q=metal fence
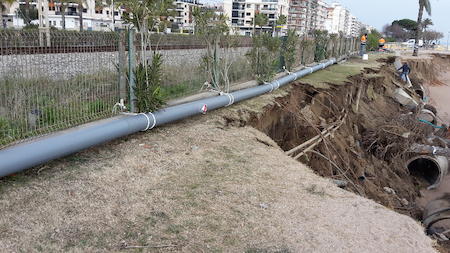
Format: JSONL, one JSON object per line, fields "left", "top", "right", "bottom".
{"left": 0, "top": 30, "right": 121, "bottom": 148}
{"left": 0, "top": 29, "right": 357, "bottom": 149}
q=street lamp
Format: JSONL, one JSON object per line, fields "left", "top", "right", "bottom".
{"left": 447, "top": 31, "right": 450, "bottom": 51}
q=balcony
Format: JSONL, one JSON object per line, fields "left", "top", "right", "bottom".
{"left": 261, "top": 7, "right": 277, "bottom": 11}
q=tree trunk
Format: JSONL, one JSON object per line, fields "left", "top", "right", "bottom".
{"left": 61, "top": 3, "right": 66, "bottom": 30}
{"left": 413, "top": 2, "right": 424, "bottom": 56}
{"left": 25, "top": 0, "right": 30, "bottom": 25}
{"left": 78, "top": 2, "right": 83, "bottom": 32}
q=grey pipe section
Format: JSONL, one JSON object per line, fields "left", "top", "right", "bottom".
{"left": 407, "top": 155, "right": 449, "bottom": 190}
{"left": 0, "top": 59, "right": 336, "bottom": 177}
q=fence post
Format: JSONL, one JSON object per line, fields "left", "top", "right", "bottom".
{"left": 128, "top": 28, "right": 137, "bottom": 113}
{"left": 118, "top": 29, "right": 127, "bottom": 102}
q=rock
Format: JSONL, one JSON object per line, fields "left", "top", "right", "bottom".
{"left": 383, "top": 187, "right": 396, "bottom": 195}
{"left": 332, "top": 179, "right": 348, "bottom": 188}
{"left": 400, "top": 198, "right": 409, "bottom": 206}
{"left": 259, "top": 203, "right": 269, "bottom": 209}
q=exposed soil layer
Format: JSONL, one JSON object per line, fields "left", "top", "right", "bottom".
{"left": 249, "top": 53, "right": 450, "bottom": 252}
{"left": 250, "top": 57, "right": 427, "bottom": 218}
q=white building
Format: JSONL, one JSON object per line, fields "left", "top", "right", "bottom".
{"left": 315, "top": 0, "right": 329, "bottom": 31}
{"left": 223, "top": 0, "right": 289, "bottom": 36}
{"left": 288, "top": 0, "right": 318, "bottom": 35}
{"left": 348, "top": 15, "right": 362, "bottom": 37}
{"left": 169, "top": 0, "right": 202, "bottom": 33}
{"left": 2, "top": 0, "right": 125, "bottom": 31}
{"left": 325, "top": 3, "right": 350, "bottom": 36}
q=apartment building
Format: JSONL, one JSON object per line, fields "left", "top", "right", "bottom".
{"left": 288, "top": 0, "right": 317, "bottom": 35}
{"left": 325, "top": 2, "right": 350, "bottom": 35}
{"left": 315, "top": 0, "right": 328, "bottom": 31}
{"left": 223, "top": 0, "right": 289, "bottom": 36}
{"left": 169, "top": 0, "right": 202, "bottom": 33}
{"left": 349, "top": 15, "right": 362, "bottom": 37}
{"left": 2, "top": 0, "right": 125, "bottom": 31}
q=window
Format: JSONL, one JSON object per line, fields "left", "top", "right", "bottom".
{"left": 83, "top": 8, "right": 87, "bottom": 13}
{"left": 106, "top": 10, "right": 109, "bottom": 15}
{"left": 114, "top": 11, "right": 119, "bottom": 16}
{"left": 247, "top": 4, "right": 251, "bottom": 7}
{"left": 246, "top": 12, "right": 250, "bottom": 16}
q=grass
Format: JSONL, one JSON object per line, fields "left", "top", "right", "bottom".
{"left": 0, "top": 72, "right": 118, "bottom": 148}
{"left": 300, "top": 53, "right": 393, "bottom": 89}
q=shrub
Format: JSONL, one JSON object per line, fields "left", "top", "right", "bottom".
{"left": 313, "top": 30, "right": 329, "bottom": 62}
{"left": 281, "top": 29, "right": 299, "bottom": 71}
{"left": 247, "top": 33, "right": 281, "bottom": 83}
{"left": 133, "top": 53, "right": 165, "bottom": 113}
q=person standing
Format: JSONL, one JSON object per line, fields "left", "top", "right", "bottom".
{"left": 378, "top": 37, "right": 386, "bottom": 51}
{"left": 360, "top": 33, "right": 368, "bottom": 56}
{"left": 398, "top": 62, "right": 411, "bottom": 82}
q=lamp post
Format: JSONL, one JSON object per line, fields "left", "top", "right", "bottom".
{"left": 447, "top": 31, "right": 450, "bottom": 51}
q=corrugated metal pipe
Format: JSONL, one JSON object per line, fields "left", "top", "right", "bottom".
{"left": 0, "top": 59, "right": 337, "bottom": 178}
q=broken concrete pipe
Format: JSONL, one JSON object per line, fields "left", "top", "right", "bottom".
{"left": 393, "top": 88, "right": 419, "bottom": 109}
{"left": 423, "top": 198, "right": 450, "bottom": 235}
{"left": 407, "top": 155, "right": 449, "bottom": 190}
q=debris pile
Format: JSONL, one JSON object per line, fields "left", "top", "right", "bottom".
{"left": 250, "top": 55, "right": 450, "bottom": 248}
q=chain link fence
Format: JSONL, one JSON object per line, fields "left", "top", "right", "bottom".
{"left": 0, "top": 29, "right": 357, "bottom": 149}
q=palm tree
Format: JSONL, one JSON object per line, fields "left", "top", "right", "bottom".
{"left": 413, "top": 0, "right": 431, "bottom": 56}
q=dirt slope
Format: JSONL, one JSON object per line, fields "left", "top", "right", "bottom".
{"left": 0, "top": 58, "right": 438, "bottom": 252}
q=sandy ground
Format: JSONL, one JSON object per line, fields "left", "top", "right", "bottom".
{"left": 427, "top": 72, "right": 450, "bottom": 124}
{"left": 0, "top": 86, "right": 438, "bottom": 252}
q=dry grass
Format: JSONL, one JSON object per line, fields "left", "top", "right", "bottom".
{"left": 0, "top": 57, "right": 438, "bottom": 253}
{"left": 300, "top": 53, "right": 393, "bottom": 89}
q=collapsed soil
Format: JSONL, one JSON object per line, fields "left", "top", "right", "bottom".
{"left": 251, "top": 55, "right": 428, "bottom": 218}
{"left": 0, "top": 56, "right": 438, "bottom": 252}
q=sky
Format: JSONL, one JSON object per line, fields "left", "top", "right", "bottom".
{"left": 326, "top": 0, "right": 450, "bottom": 38}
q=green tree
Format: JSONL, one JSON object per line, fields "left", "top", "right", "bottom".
{"left": 413, "top": 0, "right": 431, "bottom": 56}
{"left": 281, "top": 29, "right": 298, "bottom": 71}
{"left": 17, "top": 3, "right": 38, "bottom": 25}
{"left": 392, "top": 19, "right": 418, "bottom": 32}
{"left": 254, "top": 12, "right": 268, "bottom": 35}
{"left": 367, "top": 29, "right": 381, "bottom": 51}
{"left": 193, "top": 7, "right": 235, "bottom": 92}
{"left": 247, "top": 33, "right": 281, "bottom": 83}
{"left": 312, "top": 29, "right": 329, "bottom": 61}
